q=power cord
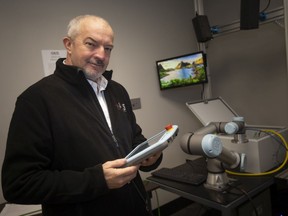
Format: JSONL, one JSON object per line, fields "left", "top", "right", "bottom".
{"left": 260, "top": 0, "right": 271, "bottom": 13}
{"left": 227, "top": 183, "right": 259, "bottom": 216}
{"left": 132, "top": 180, "right": 154, "bottom": 216}
{"left": 201, "top": 83, "right": 205, "bottom": 100}
{"left": 153, "top": 190, "right": 161, "bottom": 216}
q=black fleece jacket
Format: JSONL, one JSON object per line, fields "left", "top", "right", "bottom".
{"left": 2, "top": 58, "right": 161, "bottom": 216}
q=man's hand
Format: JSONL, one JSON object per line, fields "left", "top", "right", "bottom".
{"left": 102, "top": 159, "right": 139, "bottom": 189}
{"left": 140, "top": 151, "right": 162, "bottom": 167}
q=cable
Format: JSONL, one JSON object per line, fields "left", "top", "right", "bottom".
{"left": 201, "top": 83, "right": 205, "bottom": 100}
{"left": 226, "top": 129, "right": 288, "bottom": 176}
{"left": 154, "top": 190, "right": 161, "bottom": 216}
{"left": 228, "top": 184, "right": 259, "bottom": 216}
{"left": 195, "top": 204, "right": 207, "bottom": 216}
{"left": 260, "top": 0, "right": 271, "bottom": 13}
{"left": 248, "top": 128, "right": 287, "bottom": 150}
{"left": 142, "top": 180, "right": 161, "bottom": 216}
{"left": 132, "top": 180, "right": 153, "bottom": 216}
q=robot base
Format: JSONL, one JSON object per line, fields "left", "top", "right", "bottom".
{"left": 204, "top": 172, "right": 233, "bottom": 191}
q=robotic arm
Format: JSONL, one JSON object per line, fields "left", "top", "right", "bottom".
{"left": 180, "top": 117, "right": 247, "bottom": 191}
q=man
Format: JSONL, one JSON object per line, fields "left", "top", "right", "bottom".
{"left": 2, "top": 15, "right": 162, "bottom": 216}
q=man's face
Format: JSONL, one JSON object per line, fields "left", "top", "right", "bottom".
{"left": 64, "top": 19, "right": 114, "bottom": 80}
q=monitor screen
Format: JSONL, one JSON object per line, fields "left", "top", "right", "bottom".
{"left": 156, "top": 51, "right": 208, "bottom": 90}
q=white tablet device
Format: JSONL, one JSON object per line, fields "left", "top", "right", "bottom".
{"left": 124, "top": 124, "right": 179, "bottom": 167}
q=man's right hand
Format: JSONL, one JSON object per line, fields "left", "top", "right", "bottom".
{"left": 102, "top": 159, "right": 139, "bottom": 189}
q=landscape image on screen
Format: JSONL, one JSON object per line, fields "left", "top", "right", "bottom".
{"left": 156, "top": 52, "right": 207, "bottom": 90}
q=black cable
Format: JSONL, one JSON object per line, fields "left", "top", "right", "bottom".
{"left": 247, "top": 128, "right": 287, "bottom": 165}
{"left": 228, "top": 184, "right": 259, "bottom": 216}
{"left": 195, "top": 204, "right": 209, "bottom": 216}
{"left": 260, "top": 0, "right": 271, "bottom": 13}
{"left": 200, "top": 83, "right": 205, "bottom": 100}
{"left": 247, "top": 128, "right": 288, "bottom": 151}
{"left": 131, "top": 180, "right": 154, "bottom": 216}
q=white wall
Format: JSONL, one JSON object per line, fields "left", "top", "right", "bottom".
{"left": 207, "top": 22, "right": 288, "bottom": 126}
{"left": 0, "top": 0, "right": 203, "bottom": 207}
{"left": 204, "top": 0, "right": 288, "bottom": 126}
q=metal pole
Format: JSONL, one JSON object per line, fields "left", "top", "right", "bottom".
{"left": 284, "top": 0, "right": 288, "bottom": 81}
{"left": 194, "top": 0, "right": 213, "bottom": 99}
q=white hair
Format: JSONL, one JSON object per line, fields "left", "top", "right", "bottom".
{"left": 67, "top": 15, "right": 113, "bottom": 40}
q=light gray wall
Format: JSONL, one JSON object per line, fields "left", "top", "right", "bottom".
{"left": 203, "top": 0, "right": 288, "bottom": 126}
{"left": 207, "top": 23, "right": 288, "bottom": 126}
{"left": 0, "top": 0, "right": 287, "bottom": 210}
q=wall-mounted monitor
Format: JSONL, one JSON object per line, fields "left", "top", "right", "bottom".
{"left": 156, "top": 51, "right": 208, "bottom": 90}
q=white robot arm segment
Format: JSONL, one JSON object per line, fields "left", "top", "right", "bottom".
{"left": 180, "top": 131, "right": 240, "bottom": 169}
{"left": 180, "top": 119, "right": 245, "bottom": 191}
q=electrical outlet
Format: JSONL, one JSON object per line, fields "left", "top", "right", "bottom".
{"left": 131, "top": 98, "right": 141, "bottom": 110}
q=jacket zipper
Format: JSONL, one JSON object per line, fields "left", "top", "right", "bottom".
{"left": 84, "top": 77, "right": 122, "bottom": 157}
{"left": 111, "top": 133, "right": 119, "bottom": 148}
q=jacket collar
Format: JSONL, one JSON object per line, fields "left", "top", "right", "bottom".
{"left": 54, "top": 58, "right": 113, "bottom": 85}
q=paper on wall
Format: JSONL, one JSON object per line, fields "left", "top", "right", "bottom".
{"left": 41, "top": 50, "right": 66, "bottom": 76}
